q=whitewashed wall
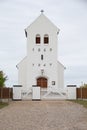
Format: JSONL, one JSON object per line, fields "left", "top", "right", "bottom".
{"left": 57, "top": 61, "right": 64, "bottom": 89}
{"left": 18, "top": 57, "right": 27, "bottom": 88}
{"left": 13, "top": 86, "right": 22, "bottom": 100}
{"left": 32, "top": 86, "right": 40, "bottom": 100}
{"left": 67, "top": 87, "right": 76, "bottom": 99}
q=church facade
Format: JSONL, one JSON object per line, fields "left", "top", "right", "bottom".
{"left": 16, "top": 12, "right": 66, "bottom": 100}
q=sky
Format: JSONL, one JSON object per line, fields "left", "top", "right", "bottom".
{"left": 0, "top": 0, "right": 87, "bottom": 87}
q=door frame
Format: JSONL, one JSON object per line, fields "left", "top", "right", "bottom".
{"left": 36, "top": 76, "right": 48, "bottom": 88}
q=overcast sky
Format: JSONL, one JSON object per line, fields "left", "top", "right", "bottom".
{"left": 0, "top": 0, "right": 87, "bottom": 87}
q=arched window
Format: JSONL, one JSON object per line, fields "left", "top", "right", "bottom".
{"left": 44, "top": 34, "right": 49, "bottom": 44}
{"left": 36, "top": 34, "right": 40, "bottom": 44}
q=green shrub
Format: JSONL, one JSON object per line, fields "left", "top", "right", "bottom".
{"left": 80, "top": 83, "right": 87, "bottom": 88}
{"left": 0, "top": 71, "right": 7, "bottom": 87}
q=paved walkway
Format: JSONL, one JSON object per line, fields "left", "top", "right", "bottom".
{"left": 0, "top": 100, "right": 87, "bottom": 130}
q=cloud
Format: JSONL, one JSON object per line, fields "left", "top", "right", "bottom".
{"left": 0, "top": 0, "right": 87, "bottom": 87}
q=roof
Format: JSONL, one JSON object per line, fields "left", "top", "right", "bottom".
{"left": 25, "top": 12, "right": 60, "bottom": 33}
{"left": 57, "top": 61, "right": 65, "bottom": 69}
{"left": 16, "top": 56, "right": 27, "bottom": 69}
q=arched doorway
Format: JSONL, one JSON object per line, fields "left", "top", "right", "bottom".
{"left": 37, "top": 77, "right": 47, "bottom": 88}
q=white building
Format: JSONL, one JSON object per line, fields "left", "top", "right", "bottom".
{"left": 16, "top": 11, "right": 67, "bottom": 100}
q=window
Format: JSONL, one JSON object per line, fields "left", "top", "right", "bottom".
{"left": 52, "top": 81, "right": 55, "bottom": 85}
{"left": 36, "top": 34, "right": 40, "bottom": 44}
{"left": 44, "top": 34, "right": 49, "bottom": 44}
{"left": 41, "top": 55, "right": 43, "bottom": 60}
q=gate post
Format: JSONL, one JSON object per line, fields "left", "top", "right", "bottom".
{"left": 32, "top": 85, "right": 41, "bottom": 101}
{"left": 67, "top": 85, "right": 77, "bottom": 100}
{"left": 81, "top": 87, "right": 83, "bottom": 99}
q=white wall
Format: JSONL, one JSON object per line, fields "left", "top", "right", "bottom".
{"left": 58, "top": 61, "right": 64, "bottom": 89}
{"left": 32, "top": 87, "right": 40, "bottom": 100}
{"left": 18, "top": 57, "right": 27, "bottom": 88}
{"left": 67, "top": 87, "right": 76, "bottom": 99}
{"left": 13, "top": 86, "right": 22, "bottom": 100}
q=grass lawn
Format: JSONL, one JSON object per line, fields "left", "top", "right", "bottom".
{"left": 70, "top": 100, "right": 87, "bottom": 108}
{"left": 0, "top": 102, "right": 8, "bottom": 109}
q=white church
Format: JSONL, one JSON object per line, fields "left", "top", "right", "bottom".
{"left": 13, "top": 11, "right": 70, "bottom": 100}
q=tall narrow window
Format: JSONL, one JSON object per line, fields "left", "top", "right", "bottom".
{"left": 44, "top": 34, "right": 49, "bottom": 44}
{"left": 41, "top": 55, "right": 43, "bottom": 60}
{"left": 36, "top": 34, "right": 40, "bottom": 44}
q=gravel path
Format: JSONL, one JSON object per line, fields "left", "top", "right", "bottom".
{"left": 0, "top": 100, "right": 87, "bottom": 130}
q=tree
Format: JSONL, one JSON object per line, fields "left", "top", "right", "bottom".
{"left": 0, "top": 71, "right": 7, "bottom": 87}
{"left": 80, "top": 83, "right": 87, "bottom": 88}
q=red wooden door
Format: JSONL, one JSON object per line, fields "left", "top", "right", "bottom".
{"left": 37, "top": 77, "right": 47, "bottom": 88}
